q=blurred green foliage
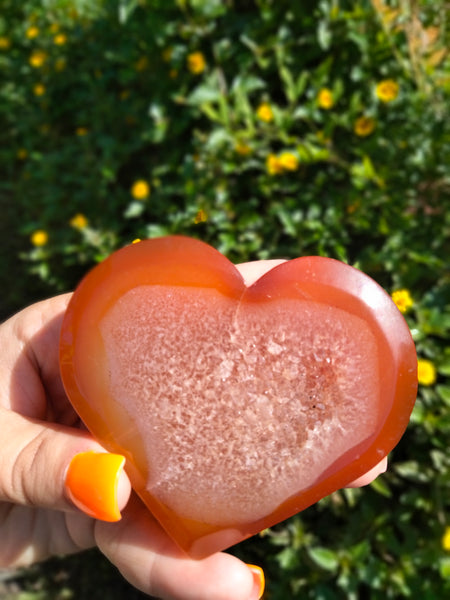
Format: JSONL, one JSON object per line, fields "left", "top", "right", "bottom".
{"left": 0, "top": 0, "right": 449, "bottom": 598}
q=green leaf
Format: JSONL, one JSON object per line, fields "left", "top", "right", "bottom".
{"left": 317, "top": 20, "right": 332, "bottom": 50}
{"left": 145, "top": 223, "right": 170, "bottom": 238}
{"left": 437, "top": 385, "right": 450, "bottom": 405}
{"left": 347, "top": 540, "right": 371, "bottom": 562}
{"left": 231, "top": 75, "right": 266, "bottom": 95}
{"left": 188, "top": 84, "right": 222, "bottom": 105}
{"left": 279, "top": 64, "right": 297, "bottom": 103}
{"left": 276, "top": 546, "right": 299, "bottom": 569}
{"left": 410, "top": 401, "right": 426, "bottom": 424}
{"left": 295, "top": 71, "right": 309, "bottom": 98}
{"left": 189, "top": 0, "right": 226, "bottom": 17}
{"left": 438, "top": 359, "right": 450, "bottom": 376}
{"left": 198, "top": 103, "right": 222, "bottom": 122}
{"left": 16, "top": 593, "right": 49, "bottom": 600}
{"left": 118, "top": 0, "right": 140, "bottom": 23}
{"left": 308, "top": 547, "right": 340, "bottom": 572}
{"left": 275, "top": 204, "right": 300, "bottom": 237}
{"left": 370, "top": 476, "right": 392, "bottom": 498}
{"left": 394, "top": 460, "right": 431, "bottom": 483}
{"left": 123, "top": 201, "right": 145, "bottom": 219}
{"left": 206, "top": 128, "right": 231, "bottom": 150}
{"left": 350, "top": 154, "right": 384, "bottom": 188}
{"left": 188, "top": 71, "right": 225, "bottom": 106}
{"left": 440, "top": 557, "right": 450, "bottom": 579}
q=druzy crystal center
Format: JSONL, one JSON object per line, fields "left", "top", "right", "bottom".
{"left": 100, "top": 285, "right": 379, "bottom": 525}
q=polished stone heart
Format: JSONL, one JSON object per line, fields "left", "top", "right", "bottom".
{"left": 60, "top": 236, "right": 417, "bottom": 557}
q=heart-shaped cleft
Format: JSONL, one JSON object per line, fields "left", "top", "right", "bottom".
{"left": 60, "top": 236, "right": 417, "bottom": 557}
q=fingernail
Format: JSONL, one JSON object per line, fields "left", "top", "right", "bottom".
{"left": 65, "top": 451, "right": 125, "bottom": 522}
{"left": 246, "top": 564, "right": 265, "bottom": 599}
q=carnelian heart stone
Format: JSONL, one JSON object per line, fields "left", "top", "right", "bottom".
{"left": 60, "top": 236, "right": 417, "bottom": 557}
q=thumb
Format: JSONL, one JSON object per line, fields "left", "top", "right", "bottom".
{"left": 0, "top": 407, "right": 131, "bottom": 521}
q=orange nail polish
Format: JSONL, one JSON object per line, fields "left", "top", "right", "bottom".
{"left": 65, "top": 451, "right": 125, "bottom": 522}
{"left": 246, "top": 564, "right": 265, "bottom": 599}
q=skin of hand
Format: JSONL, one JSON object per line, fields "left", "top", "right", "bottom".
{"left": 0, "top": 259, "right": 386, "bottom": 600}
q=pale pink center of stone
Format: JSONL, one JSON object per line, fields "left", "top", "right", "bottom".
{"left": 100, "top": 285, "right": 379, "bottom": 525}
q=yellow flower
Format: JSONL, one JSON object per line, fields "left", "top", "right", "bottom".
{"left": 266, "top": 152, "right": 299, "bottom": 174}
{"left": 17, "top": 148, "right": 28, "bottom": 160}
{"left": 53, "top": 33, "right": 67, "bottom": 45}
{"left": 316, "top": 130, "right": 332, "bottom": 145}
{"left": 134, "top": 56, "right": 149, "bottom": 71}
{"left": 76, "top": 127, "right": 88, "bottom": 136}
{"left": 256, "top": 102, "right": 274, "bottom": 123}
{"left": 317, "top": 88, "right": 334, "bottom": 109}
{"left": 442, "top": 527, "right": 450, "bottom": 551}
{"left": 354, "top": 116, "right": 376, "bottom": 137}
{"left": 391, "top": 289, "right": 413, "bottom": 313}
{"left": 49, "top": 23, "right": 60, "bottom": 34}
{"left": 347, "top": 200, "right": 361, "bottom": 214}
{"left": 235, "top": 141, "right": 252, "bottom": 156}
{"left": 266, "top": 154, "right": 283, "bottom": 175}
{"left": 33, "top": 83, "right": 46, "bottom": 96}
{"left": 0, "top": 37, "right": 11, "bottom": 50}
{"left": 194, "top": 209, "right": 208, "bottom": 224}
{"left": 162, "top": 47, "right": 172, "bottom": 62}
{"left": 417, "top": 359, "right": 437, "bottom": 386}
{"left": 187, "top": 51, "right": 206, "bottom": 75}
{"left": 29, "top": 49, "right": 47, "bottom": 68}
{"left": 30, "top": 229, "right": 48, "bottom": 247}
{"left": 54, "top": 57, "right": 67, "bottom": 71}
{"left": 131, "top": 179, "right": 150, "bottom": 200}
{"left": 376, "top": 79, "right": 399, "bottom": 103}
{"left": 70, "top": 213, "right": 89, "bottom": 229}
{"left": 278, "top": 152, "right": 299, "bottom": 171}
{"left": 26, "top": 26, "right": 40, "bottom": 39}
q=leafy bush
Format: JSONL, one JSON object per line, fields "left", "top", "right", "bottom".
{"left": 1, "top": 0, "right": 449, "bottom": 598}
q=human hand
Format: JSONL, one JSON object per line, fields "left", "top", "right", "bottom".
{"left": 0, "top": 259, "right": 386, "bottom": 600}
